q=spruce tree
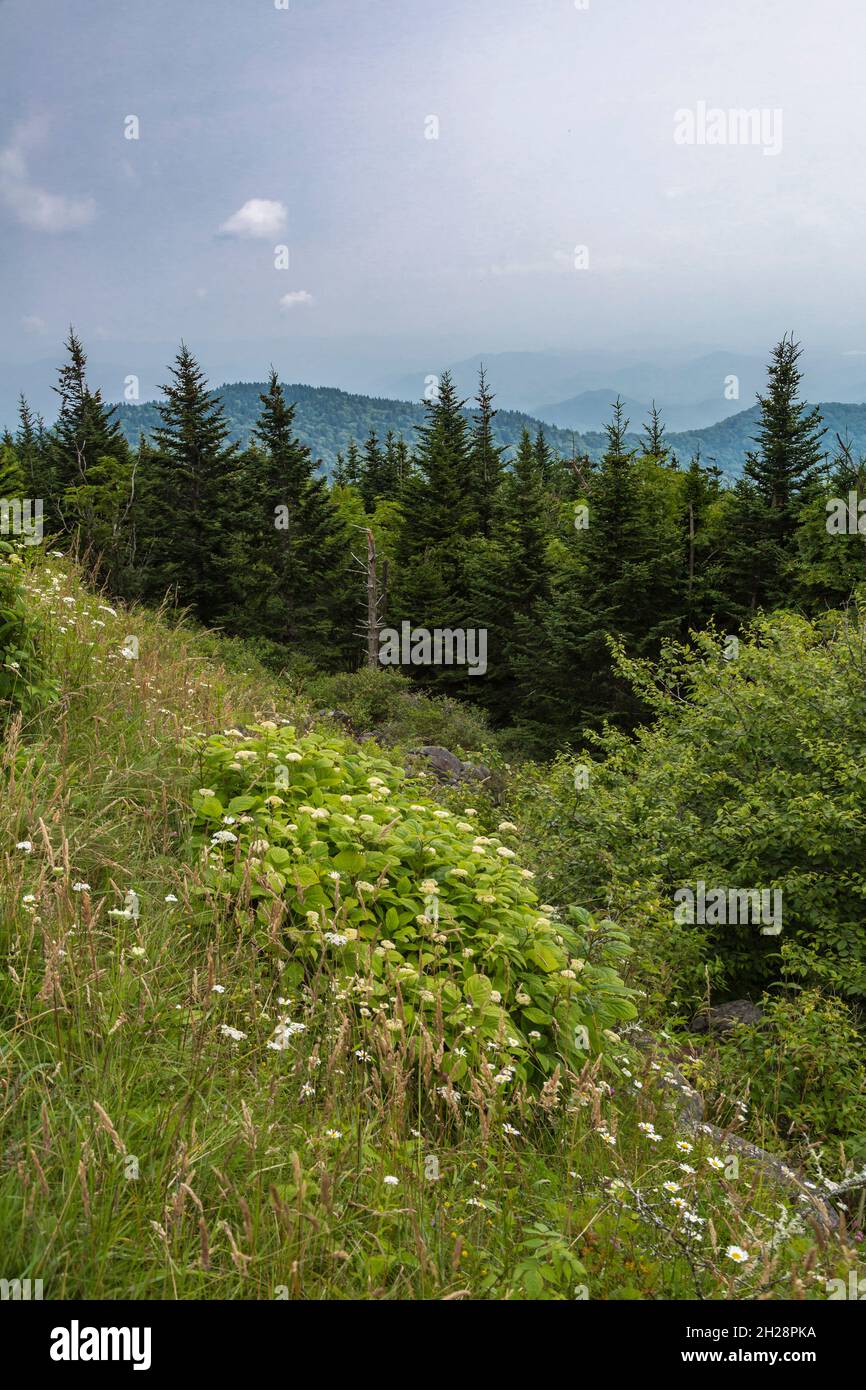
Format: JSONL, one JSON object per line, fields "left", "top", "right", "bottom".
{"left": 723, "top": 336, "right": 827, "bottom": 610}
{"left": 467, "top": 366, "right": 506, "bottom": 536}
{"left": 49, "top": 328, "right": 128, "bottom": 531}
{"left": 641, "top": 401, "right": 669, "bottom": 464}
{"left": 400, "top": 371, "right": 474, "bottom": 551}
{"left": 358, "top": 429, "right": 387, "bottom": 511}
{"left": 235, "top": 369, "right": 353, "bottom": 665}
{"left": 148, "top": 344, "right": 241, "bottom": 625}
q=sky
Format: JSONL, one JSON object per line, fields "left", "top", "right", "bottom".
{"left": 2, "top": 0, "right": 866, "bottom": 413}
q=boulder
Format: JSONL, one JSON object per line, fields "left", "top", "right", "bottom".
{"left": 690, "top": 999, "right": 764, "bottom": 1034}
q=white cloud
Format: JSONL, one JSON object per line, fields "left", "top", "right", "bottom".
{"left": 0, "top": 118, "right": 96, "bottom": 232}
{"left": 219, "top": 198, "right": 287, "bottom": 239}
{"left": 21, "top": 314, "right": 46, "bottom": 333}
{"left": 279, "top": 290, "right": 313, "bottom": 310}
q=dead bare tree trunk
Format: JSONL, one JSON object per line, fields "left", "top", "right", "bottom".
{"left": 350, "top": 525, "right": 384, "bottom": 669}
{"left": 365, "top": 528, "right": 378, "bottom": 668}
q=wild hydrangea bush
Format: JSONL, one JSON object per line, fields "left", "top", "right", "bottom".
{"left": 189, "top": 722, "right": 635, "bottom": 1083}
{"left": 0, "top": 541, "right": 57, "bottom": 721}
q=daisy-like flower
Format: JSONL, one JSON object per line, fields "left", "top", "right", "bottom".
{"left": 325, "top": 1129, "right": 343, "bottom": 1140}
{"left": 662, "top": 1181, "right": 681, "bottom": 1194}
{"left": 675, "top": 1140, "right": 693, "bottom": 1153}
{"left": 707, "top": 1156, "right": 725, "bottom": 1171}
{"left": 726, "top": 1245, "right": 750, "bottom": 1263}
{"left": 502, "top": 1123, "right": 521, "bottom": 1137}
{"left": 268, "top": 1017, "right": 306, "bottom": 1051}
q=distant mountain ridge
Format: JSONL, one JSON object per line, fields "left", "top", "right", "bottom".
{"left": 112, "top": 381, "right": 866, "bottom": 480}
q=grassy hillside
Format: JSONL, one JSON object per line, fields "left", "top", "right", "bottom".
{"left": 112, "top": 381, "right": 866, "bottom": 479}
{"left": 0, "top": 546, "right": 858, "bottom": 1299}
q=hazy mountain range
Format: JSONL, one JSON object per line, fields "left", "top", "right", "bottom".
{"left": 5, "top": 344, "right": 866, "bottom": 478}
{"left": 107, "top": 381, "right": 866, "bottom": 481}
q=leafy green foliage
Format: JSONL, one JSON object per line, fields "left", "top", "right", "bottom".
{"left": 189, "top": 723, "right": 636, "bottom": 1081}
{"left": 0, "top": 542, "right": 57, "bottom": 720}
{"left": 711, "top": 989, "right": 866, "bottom": 1163}
{"left": 512, "top": 608, "right": 866, "bottom": 1010}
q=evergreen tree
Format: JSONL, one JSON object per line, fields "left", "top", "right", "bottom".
{"left": 400, "top": 371, "right": 474, "bottom": 552}
{"left": 148, "top": 344, "right": 241, "bottom": 625}
{"left": 467, "top": 366, "right": 506, "bottom": 536}
{"left": 49, "top": 328, "right": 128, "bottom": 530}
{"left": 721, "top": 336, "right": 827, "bottom": 611}
{"left": 503, "top": 428, "right": 551, "bottom": 612}
{"left": 16, "top": 396, "right": 48, "bottom": 495}
{"left": 358, "top": 429, "right": 389, "bottom": 511}
{"left": 0, "top": 441, "right": 26, "bottom": 500}
{"left": 234, "top": 369, "right": 353, "bottom": 665}
{"left": 642, "top": 401, "right": 669, "bottom": 464}
{"left": 517, "top": 399, "right": 683, "bottom": 744}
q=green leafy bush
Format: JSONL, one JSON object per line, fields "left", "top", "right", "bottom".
{"left": 711, "top": 989, "right": 866, "bottom": 1163}
{"left": 301, "top": 664, "right": 496, "bottom": 752}
{"left": 513, "top": 609, "right": 866, "bottom": 1009}
{"left": 188, "top": 722, "right": 635, "bottom": 1084}
{"left": 0, "top": 541, "right": 56, "bottom": 722}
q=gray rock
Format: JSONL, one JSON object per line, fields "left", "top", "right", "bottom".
{"left": 690, "top": 1000, "right": 763, "bottom": 1034}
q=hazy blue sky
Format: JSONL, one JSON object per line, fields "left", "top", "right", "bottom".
{"left": 2, "top": 0, "right": 866, "bottom": 404}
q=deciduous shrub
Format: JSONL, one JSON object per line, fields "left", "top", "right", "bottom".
{"left": 513, "top": 608, "right": 866, "bottom": 1010}
{"left": 188, "top": 722, "right": 635, "bottom": 1084}
{"left": 0, "top": 541, "right": 56, "bottom": 723}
